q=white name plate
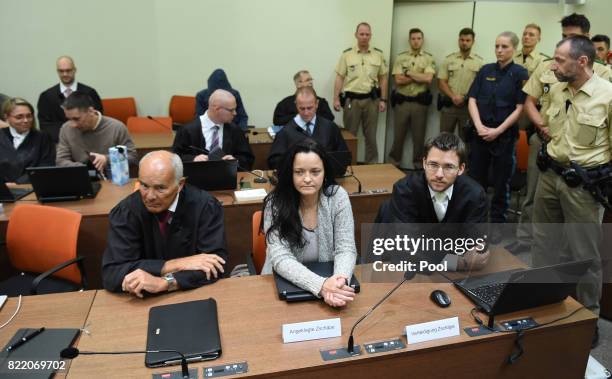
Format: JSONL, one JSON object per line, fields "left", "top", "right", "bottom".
{"left": 282, "top": 318, "right": 342, "bottom": 344}
{"left": 405, "top": 316, "right": 460, "bottom": 344}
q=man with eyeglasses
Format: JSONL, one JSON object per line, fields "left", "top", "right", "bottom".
{"left": 387, "top": 132, "right": 489, "bottom": 270}
{"left": 37, "top": 56, "right": 103, "bottom": 143}
{"left": 173, "top": 89, "right": 254, "bottom": 171}
{"left": 102, "top": 151, "right": 228, "bottom": 296}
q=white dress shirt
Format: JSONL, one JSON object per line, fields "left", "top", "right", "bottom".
{"left": 59, "top": 81, "right": 78, "bottom": 98}
{"left": 200, "top": 111, "right": 224, "bottom": 151}
{"left": 293, "top": 114, "right": 317, "bottom": 135}
{"left": 9, "top": 127, "right": 29, "bottom": 149}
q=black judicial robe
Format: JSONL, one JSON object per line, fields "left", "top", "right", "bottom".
{"left": 36, "top": 83, "right": 103, "bottom": 143}
{"left": 0, "top": 128, "right": 55, "bottom": 183}
{"left": 272, "top": 95, "right": 335, "bottom": 126}
{"left": 102, "top": 184, "right": 228, "bottom": 292}
{"left": 267, "top": 117, "right": 349, "bottom": 170}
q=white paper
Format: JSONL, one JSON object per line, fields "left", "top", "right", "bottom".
{"left": 405, "top": 316, "right": 460, "bottom": 344}
{"left": 282, "top": 318, "right": 342, "bottom": 343}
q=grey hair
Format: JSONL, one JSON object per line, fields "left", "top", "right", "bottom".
{"left": 293, "top": 70, "right": 310, "bottom": 82}
{"left": 139, "top": 151, "right": 184, "bottom": 184}
{"left": 498, "top": 31, "right": 519, "bottom": 49}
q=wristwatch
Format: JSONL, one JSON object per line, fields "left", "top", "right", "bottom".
{"left": 163, "top": 273, "right": 178, "bottom": 292}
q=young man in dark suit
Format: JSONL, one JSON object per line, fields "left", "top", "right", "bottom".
{"left": 268, "top": 86, "right": 348, "bottom": 170}
{"left": 387, "top": 132, "right": 489, "bottom": 270}
{"left": 37, "top": 56, "right": 103, "bottom": 143}
{"left": 172, "top": 89, "right": 254, "bottom": 171}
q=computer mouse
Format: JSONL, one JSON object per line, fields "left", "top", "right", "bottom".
{"left": 430, "top": 289, "right": 451, "bottom": 308}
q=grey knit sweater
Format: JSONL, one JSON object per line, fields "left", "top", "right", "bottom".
{"left": 261, "top": 185, "right": 357, "bottom": 296}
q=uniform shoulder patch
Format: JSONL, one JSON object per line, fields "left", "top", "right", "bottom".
{"left": 474, "top": 54, "right": 483, "bottom": 60}
{"left": 374, "top": 47, "right": 383, "bottom": 53}
{"left": 343, "top": 47, "right": 352, "bottom": 53}
{"left": 423, "top": 51, "right": 432, "bottom": 56}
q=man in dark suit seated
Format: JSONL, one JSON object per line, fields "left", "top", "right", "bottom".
{"left": 387, "top": 132, "right": 489, "bottom": 270}
{"left": 268, "top": 86, "right": 348, "bottom": 170}
{"left": 37, "top": 56, "right": 103, "bottom": 143}
{"left": 173, "top": 89, "right": 254, "bottom": 171}
{"left": 272, "top": 70, "right": 335, "bottom": 126}
{"left": 102, "top": 151, "right": 228, "bottom": 297}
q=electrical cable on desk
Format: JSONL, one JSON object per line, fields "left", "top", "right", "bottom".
{"left": 469, "top": 305, "right": 587, "bottom": 364}
{"left": 0, "top": 295, "right": 22, "bottom": 329}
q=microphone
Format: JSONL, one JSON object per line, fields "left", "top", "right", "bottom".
{"left": 346, "top": 172, "right": 362, "bottom": 194}
{"left": 188, "top": 145, "right": 267, "bottom": 183}
{"left": 346, "top": 270, "right": 416, "bottom": 353}
{"left": 146, "top": 115, "right": 173, "bottom": 132}
{"left": 60, "top": 347, "right": 190, "bottom": 378}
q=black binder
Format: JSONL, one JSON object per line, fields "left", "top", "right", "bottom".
{"left": 274, "top": 261, "right": 361, "bottom": 302}
{"left": 145, "top": 299, "right": 221, "bottom": 368}
{"left": 0, "top": 328, "right": 80, "bottom": 379}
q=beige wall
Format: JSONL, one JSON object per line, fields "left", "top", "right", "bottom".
{"left": 0, "top": 0, "right": 393, "bottom": 162}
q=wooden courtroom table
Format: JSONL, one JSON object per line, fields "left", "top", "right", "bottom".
{"left": 131, "top": 128, "right": 358, "bottom": 171}
{"left": 0, "top": 164, "right": 404, "bottom": 289}
{"left": 0, "top": 291, "right": 96, "bottom": 378}
{"left": 65, "top": 272, "right": 596, "bottom": 378}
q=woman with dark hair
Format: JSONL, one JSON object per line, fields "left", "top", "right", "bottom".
{"left": 261, "top": 140, "right": 357, "bottom": 307}
{"left": 0, "top": 97, "right": 55, "bottom": 184}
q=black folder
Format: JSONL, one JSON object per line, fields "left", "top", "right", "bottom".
{"left": 273, "top": 261, "right": 361, "bottom": 302}
{"left": 145, "top": 299, "right": 221, "bottom": 368}
{"left": 0, "top": 328, "right": 80, "bottom": 379}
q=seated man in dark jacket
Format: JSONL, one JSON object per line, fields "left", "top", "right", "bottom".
{"left": 102, "top": 150, "right": 228, "bottom": 296}
{"left": 386, "top": 133, "right": 489, "bottom": 271}
{"left": 268, "top": 86, "right": 348, "bottom": 170}
{"left": 173, "top": 89, "right": 254, "bottom": 171}
{"left": 272, "top": 70, "right": 335, "bottom": 126}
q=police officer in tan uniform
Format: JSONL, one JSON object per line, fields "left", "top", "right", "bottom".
{"left": 333, "top": 22, "right": 388, "bottom": 164}
{"left": 508, "top": 13, "right": 612, "bottom": 255}
{"left": 531, "top": 36, "right": 612, "bottom": 343}
{"left": 389, "top": 28, "right": 436, "bottom": 168}
{"left": 514, "top": 24, "right": 549, "bottom": 77}
{"left": 438, "top": 27, "right": 483, "bottom": 140}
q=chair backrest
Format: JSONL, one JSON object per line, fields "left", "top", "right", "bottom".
{"left": 516, "top": 129, "right": 529, "bottom": 173}
{"left": 169, "top": 95, "right": 196, "bottom": 125}
{"left": 101, "top": 97, "right": 137, "bottom": 125}
{"left": 6, "top": 204, "right": 82, "bottom": 285}
{"left": 252, "top": 210, "right": 266, "bottom": 274}
{"left": 126, "top": 116, "right": 172, "bottom": 134}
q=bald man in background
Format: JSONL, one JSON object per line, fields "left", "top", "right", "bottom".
{"left": 173, "top": 89, "right": 254, "bottom": 171}
{"left": 37, "top": 56, "right": 103, "bottom": 143}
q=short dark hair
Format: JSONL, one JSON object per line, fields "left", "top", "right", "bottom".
{"left": 592, "top": 34, "right": 610, "bottom": 49}
{"left": 557, "top": 35, "right": 596, "bottom": 68}
{"left": 356, "top": 22, "right": 371, "bottom": 32}
{"left": 424, "top": 133, "right": 467, "bottom": 165}
{"left": 409, "top": 28, "right": 423, "bottom": 37}
{"left": 61, "top": 91, "right": 94, "bottom": 111}
{"left": 459, "top": 27, "right": 475, "bottom": 38}
{"left": 560, "top": 13, "right": 590, "bottom": 34}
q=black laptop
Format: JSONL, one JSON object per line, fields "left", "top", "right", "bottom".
{"left": 145, "top": 299, "right": 222, "bottom": 368}
{"left": 26, "top": 166, "right": 101, "bottom": 203}
{"left": 454, "top": 259, "right": 592, "bottom": 317}
{"left": 328, "top": 151, "right": 352, "bottom": 178}
{"left": 273, "top": 261, "right": 361, "bottom": 302}
{"left": 183, "top": 160, "right": 237, "bottom": 191}
{"left": 0, "top": 181, "right": 33, "bottom": 203}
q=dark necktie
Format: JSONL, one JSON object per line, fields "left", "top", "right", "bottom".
{"left": 305, "top": 122, "right": 314, "bottom": 136}
{"left": 210, "top": 125, "right": 220, "bottom": 150}
{"left": 157, "top": 210, "right": 173, "bottom": 237}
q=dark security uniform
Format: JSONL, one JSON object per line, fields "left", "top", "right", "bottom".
{"left": 467, "top": 62, "right": 528, "bottom": 223}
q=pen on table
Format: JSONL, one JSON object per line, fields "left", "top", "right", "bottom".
{"left": 6, "top": 327, "right": 45, "bottom": 352}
